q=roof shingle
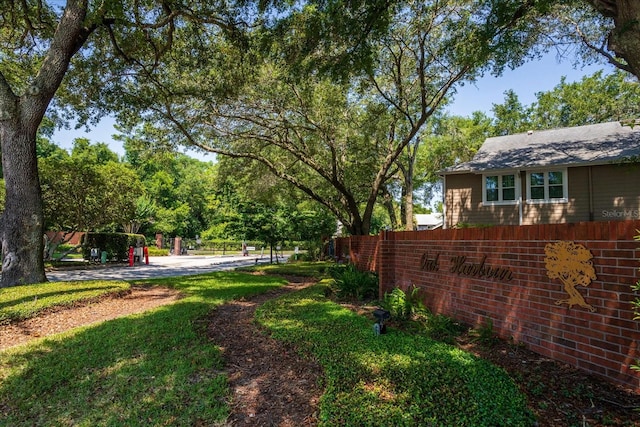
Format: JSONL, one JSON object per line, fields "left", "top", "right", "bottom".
{"left": 442, "top": 121, "right": 640, "bottom": 174}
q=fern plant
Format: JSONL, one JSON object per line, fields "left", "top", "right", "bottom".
{"left": 426, "top": 314, "right": 466, "bottom": 344}
{"left": 470, "top": 317, "right": 499, "bottom": 348}
{"left": 329, "top": 263, "right": 378, "bottom": 300}
{"left": 382, "top": 285, "right": 427, "bottom": 321}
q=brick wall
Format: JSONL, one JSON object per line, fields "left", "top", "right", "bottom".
{"left": 45, "top": 231, "right": 85, "bottom": 245}
{"left": 336, "top": 220, "right": 640, "bottom": 391}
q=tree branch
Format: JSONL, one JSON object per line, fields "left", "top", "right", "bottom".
{"left": 573, "top": 16, "right": 633, "bottom": 73}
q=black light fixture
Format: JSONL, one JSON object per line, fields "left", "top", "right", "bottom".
{"left": 373, "top": 308, "right": 390, "bottom": 335}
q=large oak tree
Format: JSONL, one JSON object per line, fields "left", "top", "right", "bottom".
{"left": 0, "top": 0, "right": 250, "bottom": 286}
{"left": 118, "top": 0, "right": 550, "bottom": 235}
{"left": 585, "top": 0, "right": 640, "bottom": 78}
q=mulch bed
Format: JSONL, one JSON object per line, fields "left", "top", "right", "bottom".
{"left": 206, "top": 278, "right": 323, "bottom": 426}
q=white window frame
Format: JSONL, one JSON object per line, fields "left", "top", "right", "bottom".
{"left": 525, "top": 169, "right": 568, "bottom": 203}
{"left": 482, "top": 172, "right": 519, "bottom": 205}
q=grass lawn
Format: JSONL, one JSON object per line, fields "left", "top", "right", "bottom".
{"left": 0, "top": 263, "right": 534, "bottom": 426}
{"left": 0, "top": 272, "right": 286, "bottom": 426}
{"left": 257, "top": 280, "right": 535, "bottom": 426}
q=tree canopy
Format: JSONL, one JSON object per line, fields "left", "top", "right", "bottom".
{"left": 2, "top": 0, "right": 640, "bottom": 286}
{"left": 117, "top": 0, "right": 554, "bottom": 235}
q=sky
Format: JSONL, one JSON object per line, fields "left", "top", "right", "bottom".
{"left": 446, "top": 54, "right": 612, "bottom": 117}
{"left": 51, "top": 54, "right": 614, "bottom": 161}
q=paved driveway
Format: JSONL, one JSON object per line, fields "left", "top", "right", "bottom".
{"left": 46, "top": 255, "right": 285, "bottom": 282}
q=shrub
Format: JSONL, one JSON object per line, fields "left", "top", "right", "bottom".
{"left": 425, "top": 314, "right": 466, "bottom": 344}
{"left": 328, "top": 263, "right": 378, "bottom": 300}
{"left": 470, "top": 317, "right": 499, "bottom": 347}
{"left": 381, "top": 285, "right": 427, "bottom": 321}
{"left": 147, "top": 247, "right": 170, "bottom": 256}
{"left": 83, "top": 232, "right": 145, "bottom": 261}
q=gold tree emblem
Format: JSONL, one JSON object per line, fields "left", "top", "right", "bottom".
{"left": 544, "top": 241, "right": 597, "bottom": 312}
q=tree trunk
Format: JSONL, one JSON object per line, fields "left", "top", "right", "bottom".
{"left": 0, "top": 1, "right": 94, "bottom": 286}
{"left": 588, "top": 0, "right": 640, "bottom": 79}
{"left": 611, "top": 1, "right": 640, "bottom": 79}
{"left": 404, "top": 184, "right": 414, "bottom": 231}
{"left": 0, "top": 123, "right": 46, "bottom": 286}
{"left": 403, "top": 160, "right": 415, "bottom": 231}
{"left": 381, "top": 187, "right": 399, "bottom": 230}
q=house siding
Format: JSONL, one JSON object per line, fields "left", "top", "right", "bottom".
{"left": 445, "top": 164, "right": 640, "bottom": 227}
{"left": 521, "top": 168, "right": 589, "bottom": 225}
{"left": 445, "top": 173, "right": 520, "bottom": 227}
{"left": 592, "top": 163, "right": 640, "bottom": 221}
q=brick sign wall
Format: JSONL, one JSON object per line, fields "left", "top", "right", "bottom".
{"left": 335, "top": 220, "right": 640, "bottom": 391}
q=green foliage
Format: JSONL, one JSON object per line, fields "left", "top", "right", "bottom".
{"left": 419, "top": 112, "right": 492, "bottom": 184}
{"left": 425, "top": 314, "right": 467, "bottom": 344}
{"left": 0, "top": 281, "right": 130, "bottom": 324}
{"left": 39, "top": 142, "right": 144, "bottom": 234}
{"left": 239, "top": 261, "right": 334, "bottom": 278}
{"left": 329, "top": 263, "right": 379, "bottom": 300}
{"left": 121, "top": 0, "right": 555, "bottom": 236}
{"left": 82, "top": 232, "right": 145, "bottom": 261}
{"left": 0, "top": 272, "right": 286, "bottom": 426}
{"left": 191, "top": 239, "right": 262, "bottom": 253}
{"left": 492, "top": 89, "right": 531, "bottom": 136}
{"left": 123, "top": 195, "right": 158, "bottom": 234}
{"left": 490, "top": 70, "right": 640, "bottom": 136}
{"left": 146, "top": 247, "right": 169, "bottom": 256}
{"left": 530, "top": 70, "right": 640, "bottom": 128}
{"left": 471, "top": 317, "right": 499, "bottom": 348}
{"left": 381, "top": 285, "right": 428, "bottom": 321}
{"left": 256, "top": 284, "right": 535, "bottom": 426}
{"left": 122, "top": 138, "right": 220, "bottom": 238}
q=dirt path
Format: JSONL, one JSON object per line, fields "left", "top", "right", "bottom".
{"left": 206, "top": 278, "right": 323, "bottom": 426}
{"left": 1, "top": 280, "right": 323, "bottom": 425}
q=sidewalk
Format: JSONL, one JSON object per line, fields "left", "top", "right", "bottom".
{"left": 46, "top": 254, "right": 288, "bottom": 282}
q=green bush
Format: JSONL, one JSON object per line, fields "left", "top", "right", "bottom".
{"left": 425, "top": 314, "right": 466, "bottom": 344}
{"left": 147, "top": 247, "right": 170, "bottom": 256}
{"left": 381, "top": 285, "right": 427, "bottom": 321}
{"left": 471, "top": 317, "right": 499, "bottom": 347}
{"left": 329, "top": 263, "right": 378, "bottom": 300}
{"left": 82, "top": 232, "right": 145, "bottom": 261}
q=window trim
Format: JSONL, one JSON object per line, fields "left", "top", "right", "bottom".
{"left": 482, "top": 172, "right": 520, "bottom": 206}
{"left": 525, "top": 169, "right": 568, "bottom": 204}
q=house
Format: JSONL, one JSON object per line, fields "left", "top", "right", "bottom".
{"left": 415, "top": 213, "right": 443, "bottom": 230}
{"left": 440, "top": 121, "right": 640, "bottom": 228}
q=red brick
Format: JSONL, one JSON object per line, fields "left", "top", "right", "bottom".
{"left": 337, "top": 220, "right": 640, "bottom": 390}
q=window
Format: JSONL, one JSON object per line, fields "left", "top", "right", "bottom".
{"left": 526, "top": 170, "right": 567, "bottom": 202}
{"left": 483, "top": 173, "right": 518, "bottom": 204}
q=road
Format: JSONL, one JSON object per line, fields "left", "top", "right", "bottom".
{"left": 46, "top": 254, "right": 286, "bottom": 282}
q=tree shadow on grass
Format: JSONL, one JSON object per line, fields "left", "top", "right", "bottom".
{"left": 257, "top": 284, "right": 536, "bottom": 426}
{"left": 0, "top": 273, "right": 288, "bottom": 427}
